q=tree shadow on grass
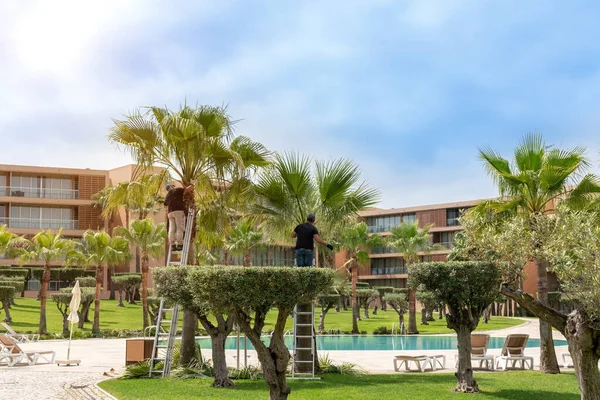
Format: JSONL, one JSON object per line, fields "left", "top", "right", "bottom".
{"left": 483, "top": 390, "right": 579, "bottom": 400}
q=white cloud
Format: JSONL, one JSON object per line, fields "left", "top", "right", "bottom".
{"left": 1, "top": 0, "right": 599, "bottom": 210}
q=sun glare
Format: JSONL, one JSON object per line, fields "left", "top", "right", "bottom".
{"left": 13, "top": 1, "right": 107, "bottom": 74}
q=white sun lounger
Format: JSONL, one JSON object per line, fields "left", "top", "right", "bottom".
{"left": 394, "top": 354, "right": 446, "bottom": 372}
{"left": 1, "top": 322, "right": 40, "bottom": 343}
{"left": 0, "top": 335, "right": 55, "bottom": 367}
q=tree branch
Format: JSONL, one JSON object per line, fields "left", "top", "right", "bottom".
{"left": 500, "top": 282, "right": 567, "bottom": 332}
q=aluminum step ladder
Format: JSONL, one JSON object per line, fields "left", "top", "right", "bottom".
{"left": 291, "top": 303, "right": 316, "bottom": 378}
{"left": 165, "top": 207, "right": 195, "bottom": 266}
{"left": 148, "top": 298, "right": 179, "bottom": 378}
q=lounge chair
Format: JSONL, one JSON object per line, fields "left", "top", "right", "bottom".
{"left": 495, "top": 334, "right": 533, "bottom": 370}
{"left": 561, "top": 352, "right": 600, "bottom": 369}
{"left": 1, "top": 322, "right": 40, "bottom": 343}
{"left": 454, "top": 333, "right": 494, "bottom": 370}
{"left": 393, "top": 354, "right": 446, "bottom": 372}
{"left": 0, "top": 335, "right": 55, "bottom": 367}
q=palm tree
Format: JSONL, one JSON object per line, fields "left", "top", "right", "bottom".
{"left": 72, "top": 230, "right": 130, "bottom": 334}
{"left": 108, "top": 104, "right": 270, "bottom": 365}
{"left": 251, "top": 152, "right": 380, "bottom": 371}
{"left": 16, "top": 230, "right": 73, "bottom": 334}
{"left": 338, "top": 221, "right": 384, "bottom": 334}
{"left": 0, "top": 225, "right": 15, "bottom": 256}
{"left": 386, "top": 221, "right": 435, "bottom": 335}
{"left": 225, "top": 220, "right": 262, "bottom": 267}
{"left": 94, "top": 172, "right": 167, "bottom": 296}
{"left": 115, "top": 219, "right": 167, "bottom": 328}
{"left": 478, "top": 133, "right": 600, "bottom": 373}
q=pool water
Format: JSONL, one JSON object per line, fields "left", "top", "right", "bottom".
{"left": 197, "top": 335, "right": 568, "bottom": 351}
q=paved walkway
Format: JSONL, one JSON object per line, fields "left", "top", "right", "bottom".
{"left": 0, "top": 318, "right": 569, "bottom": 399}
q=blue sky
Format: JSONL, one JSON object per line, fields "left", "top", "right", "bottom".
{"left": 1, "top": 1, "right": 599, "bottom": 208}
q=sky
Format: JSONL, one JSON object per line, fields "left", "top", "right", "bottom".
{"left": 1, "top": 0, "right": 599, "bottom": 208}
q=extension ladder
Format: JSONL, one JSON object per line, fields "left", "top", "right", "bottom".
{"left": 291, "top": 303, "right": 316, "bottom": 378}
{"left": 165, "top": 207, "right": 195, "bottom": 266}
{"left": 148, "top": 298, "right": 179, "bottom": 378}
{"left": 148, "top": 207, "right": 194, "bottom": 378}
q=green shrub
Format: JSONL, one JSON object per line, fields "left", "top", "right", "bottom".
{"left": 318, "top": 353, "right": 367, "bottom": 376}
{"left": 373, "top": 326, "right": 392, "bottom": 335}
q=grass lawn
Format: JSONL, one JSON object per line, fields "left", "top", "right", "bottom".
{"left": 3, "top": 297, "right": 523, "bottom": 336}
{"left": 100, "top": 371, "right": 580, "bottom": 400}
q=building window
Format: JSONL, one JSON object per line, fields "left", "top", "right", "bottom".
{"left": 9, "top": 205, "right": 77, "bottom": 230}
{"left": 367, "top": 214, "right": 401, "bottom": 233}
{"left": 7, "top": 174, "right": 77, "bottom": 199}
{"left": 402, "top": 213, "right": 416, "bottom": 224}
{"left": 446, "top": 208, "right": 461, "bottom": 226}
{"left": 371, "top": 257, "right": 406, "bottom": 275}
{"left": 440, "top": 231, "right": 456, "bottom": 249}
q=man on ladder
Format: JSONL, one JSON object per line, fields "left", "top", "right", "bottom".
{"left": 291, "top": 213, "right": 334, "bottom": 267}
{"left": 164, "top": 183, "right": 187, "bottom": 252}
{"left": 290, "top": 213, "right": 334, "bottom": 378}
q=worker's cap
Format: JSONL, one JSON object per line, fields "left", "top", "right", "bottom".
{"left": 165, "top": 184, "right": 173, "bottom": 190}
{"left": 307, "top": 213, "right": 316, "bottom": 222}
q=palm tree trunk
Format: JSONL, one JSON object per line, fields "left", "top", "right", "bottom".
{"left": 407, "top": 289, "right": 419, "bottom": 334}
{"left": 536, "top": 258, "right": 560, "bottom": 373}
{"left": 351, "top": 260, "right": 359, "bottom": 334}
{"left": 243, "top": 250, "right": 250, "bottom": 267}
{"left": 38, "top": 262, "right": 50, "bottom": 335}
{"left": 92, "top": 265, "right": 103, "bottom": 334}
{"left": 109, "top": 265, "right": 116, "bottom": 300}
{"left": 180, "top": 203, "right": 198, "bottom": 365}
{"left": 141, "top": 253, "right": 150, "bottom": 329}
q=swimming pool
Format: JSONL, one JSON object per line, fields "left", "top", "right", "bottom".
{"left": 196, "top": 335, "right": 568, "bottom": 351}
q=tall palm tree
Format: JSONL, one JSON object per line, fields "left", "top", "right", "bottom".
{"left": 108, "top": 104, "right": 270, "bottom": 364}
{"left": 72, "top": 230, "right": 130, "bottom": 334}
{"left": 115, "top": 219, "right": 167, "bottom": 328}
{"left": 251, "top": 152, "right": 380, "bottom": 371}
{"left": 478, "top": 133, "right": 600, "bottom": 373}
{"left": 16, "top": 230, "right": 73, "bottom": 334}
{"left": 225, "top": 220, "right": 263, "bottom": 267}
{"left": 338, "top": 221, "right": 384, "bottom": 334}
{"left": 386, "top": 221, "right": 435, "bottom": 335}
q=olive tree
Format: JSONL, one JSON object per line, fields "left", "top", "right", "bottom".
{"left": 374, "top": 286, "right": 394, "bottom": 312}
{"left": 316, "top": 291, "right": 340, "bottom": 333}
{"left": 356, "top": 288, "right": 379, "bottom": 320}
{"left": 52, "top": 291, "right": 73, "bottom": 336}
{"left": 416, "top": 289, "right": 438, "bottom": 325}
{"left": 0, "top": 286, "right": 15, "bottom": 323}
{"left": 157, "top": 266, "right": 334, "bottom": 400}
{"left": 0, "top": 278, "right": 24, "bottom": 306}
{"left": 154, "top": 266, "right": 234, "bottom": 388}
{"left": 386, "top": 292, "right": 408, "bottom": 328}
{"left": 112, "top": 274, "right": 142, "bottom": 305}
{"left": 498, "top": 209, "right": 600, "bottom": 399}
{"left": 410, "top": 261, "right": 500, "bottom": 393}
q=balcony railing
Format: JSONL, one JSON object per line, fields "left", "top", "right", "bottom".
{"left": 3, "top": 218, "right": 79, "bottom": 230}
{"left": 438, "top": 241, "right": 454, "bottom": 249}
{"left": 0, "top": 186, "right": 79, "bottom": 199}
{"left": 367, "top": 225, "right": 395, "bottom": 233}
{"left": 371, "top": 267, "right": 406, "bottom": 275}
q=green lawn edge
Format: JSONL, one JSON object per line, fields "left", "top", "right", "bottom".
{"left": 99, "top": 371, "right": 580, "bottom": 400}
{"left": 3, "top": 298, "right": 523, "bottom": 337}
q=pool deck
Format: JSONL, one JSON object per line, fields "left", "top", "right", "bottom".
{"left": 0, "top": 318, "right": 569, "bottom": 399}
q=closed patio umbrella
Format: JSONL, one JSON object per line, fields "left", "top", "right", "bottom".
{"left": 57, "top": 280, "right": 81, "bottom": 366}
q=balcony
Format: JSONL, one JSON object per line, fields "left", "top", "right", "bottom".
{"left": 2, "top": 217, "right": 79, "bottom": 230}
{"left": 0, "top": 186, "right": 79, "bottom": 200}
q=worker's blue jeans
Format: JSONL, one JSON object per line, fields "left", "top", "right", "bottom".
{"left": 295, "top": 249, "right": 314, "bottom": 267}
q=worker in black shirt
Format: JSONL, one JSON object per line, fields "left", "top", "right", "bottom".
{"left": 291, "top": 213, "right": 334, "bottom": 267}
